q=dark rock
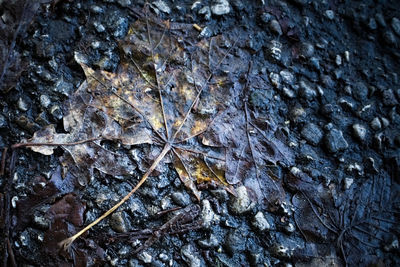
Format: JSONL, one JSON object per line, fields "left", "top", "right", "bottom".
{"left": 375, "top": 13, "right": 386, "bottom": 27}
{"left": 110, "top": 211, "right": 128, "bottom": 233}
{"left": 181, "top": 244, "right": 203, "bottom": 267}
{"left": 357, "top": 104, "right": 376, "bottom": 121}
{"left": 290, "top": 105, "right": 307, "bottom": 123}
{"left": 353, "top": 82, "right": 369, "bottom": 102}
{"left": 249, "top": 89, "right": 273, "bottom": 109}
{"left": 325, "top": 128, "right": 348, "bottom": 153}
{"left": 301, "top": 123, "right": 323, "bottom": 146}
{"left": 225, "top": 228, "right": 248, "bottom": 255}
{"left": 289, "top": 0, "right": 310, "bottom": 6}
{"left": 49, "top": 105, "right": 63, "bottom": 120}
{"left": 198, "top": 233, "right": 220, "bottom": 248}
{"left": 321, "top": 75, "right": 335, "bottom": 88}
{"left": 53, "top": 78, "right": 74, "bottom": 96}
{"left": 321, "top": 103, "right": 335, "bottom": 116}
{"left": 392, "top": 17, "right": 400, "bottom": 36}
{"left": 260, "top": 12, "right": 273, "bottom": 24}
{"left": 368, "top": 18, "right": 378, "bottom": 30}
{"left": 0, "top": 115, "right": 7, "bottom": 128}
{"left": 383, "top": 31, "right": 397, "bottom": 46}
{"left": 231, "top": 0, "right": 245, "bottom": 11}
{"left": 381, "top": 117, "right": 390, "bottom": 128}
{"left": 36, "top": 40, "right": 55, "bottom": 59}
{"left": 198, "top": 6, "right": 211, "bottom": 20}
{"left": 269, "top": 19, "right": 283, "bottom": 35}
{"left": 300, "top": 42, "right": 314, "bottom": 58}
{"left": 171, "top": 191, "right": 191, "bottom": 206}
{"left": 382, "top": 89, "right": 399, "bottom": 106}
{"left": 371, "top": 117, "right": 381, "bottom": 130}
{"left": 309, "top": 57, "right": 320, "bottom": 70}
{"left": 338, "top": 97, "right": 356, "bottom": 112}
{"left": 299, "top": 80, "right": 317, "bottom": 100}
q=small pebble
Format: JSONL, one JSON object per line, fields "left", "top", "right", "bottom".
{"left": 375, "top": 13, "right": 386, "bottom": 27}
{"left": 383, "top": 31, "right": 396, "bottom": 46}
{"left": 299, "top": 80, "right": 317, "bottom": 100}
{"left": 269, "top": 19, "right": 283, "bottom": 35}
{"left": 267, "top": 40, "right": 282, "bottom": 61}
{"left": 110, "top": 212, "right": 128, "bottom": 233}
{"left": 40, "top": 95, "right": 51, "bottom": 108}
{"left": 252, "top": 211, "right": 271, "bottom": 231}
{"left": 0, "top": 114, "right": 7, "bottom": 128}
{"left": 211, "top": 0, "right": 231, "bottom": 15}
{"left": 17, "top": 98, "right": 29, "bottom": 111}
{"left": 138, "top": 251, "right": 153, "bottom": 263}
{"left": 391, "top": 17, "right": 400, "bottom": 36}
{"left": 344, "top": 51, "right": 350, "bottom": 62}
{"left": 301, "top": 123, "right": 323, "bottom": 146}
{"left": 181, "top": 244, "right": 202, "bottom": 267}
{"left": 300, "top": 42, "right": 314, "bottom": 58}
{"left": 325, "top": 10, "right": 335, "bottom": 20}
{"left": 280, "top": 70, "right": 295, "bottom": 85}
{"left": 325, "top": 128, "right": 348, "bottom": 153}
{"left": 201, "top": 199, "right": 220, "bottom": 228}
{"left": 93, "top": 21, "right": 105, "bottom": 33}
{"left": 152, "top": 0, "right": 171, "bottom": 14}
{"left": 344, "top": 177, "right": 354, "bottom": 189}
{"left": 229, "top": 186, "right": 254, "bottom": 214}
{"left": 90, "top": 5, "right": 103, "bottom": 13}
{"left": 382, "top": 89, "right": 399, "bottom": 106}
{"left": 335, "top": 55, "right": 342, "bottom": 66}
{"left": 352, "top": 123, "right": 367, "bottom": 141}
{"left": 171, "top": 191, "right": 191, "bottom": 206}
{"left": 269, "top": 72, "right": 281, "bottom": 88}
{"left": 381, "top": 117, "right": 389, "bottom": 128}
{"left": 368, "top": 18, "right": 378, "bottom": 30}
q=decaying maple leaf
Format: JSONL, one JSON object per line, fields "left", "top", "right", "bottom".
{"left": 12, "top": 11, "right": 294, "bottom": 249}
{"left": 13, "top": 14, "right": 242, "bottom": 248}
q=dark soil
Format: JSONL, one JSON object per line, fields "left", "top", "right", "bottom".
{"left": 1, "top": 0, "right": 400, "bottom": 266}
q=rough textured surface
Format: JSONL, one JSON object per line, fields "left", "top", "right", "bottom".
{"left": 1, "top": 0, "right": 399, "bottom": 266}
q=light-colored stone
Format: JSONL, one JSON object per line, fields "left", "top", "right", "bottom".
{"left": 230, "top": 186, "right": 254, "bottom": 214}
{"left": 211, "top": 0, "right": 231, "bottom": 15}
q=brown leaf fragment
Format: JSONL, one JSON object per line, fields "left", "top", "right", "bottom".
{"left": 48, "top": 193, "right": 86, "bottom": 227}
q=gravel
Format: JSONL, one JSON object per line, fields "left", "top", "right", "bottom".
{"left": 2, "top": 0, "right": 400, "bottom": 266}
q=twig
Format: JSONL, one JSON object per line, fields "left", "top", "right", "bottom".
{"left": 0, "top": 148, "right": 7, "bottom": 176}
{"left": 11, "top": 137, "right": 100, "bottom": 149}
{"left": 6, "top": 238, "right": 16, "bottom": 267}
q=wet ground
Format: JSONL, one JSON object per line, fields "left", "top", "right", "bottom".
{"left": 1, "top": 0, "right": 400, "bottom": 266}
